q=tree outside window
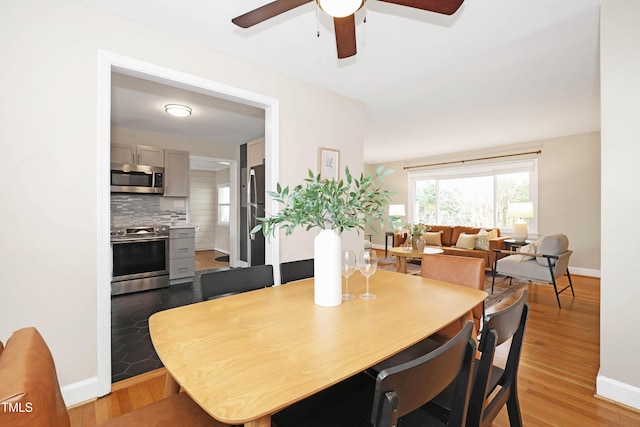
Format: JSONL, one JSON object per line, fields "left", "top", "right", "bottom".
{"left": 410, "top": 160, "right": 536, "bottom": 231}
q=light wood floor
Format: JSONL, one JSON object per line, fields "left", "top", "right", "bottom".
{"left": 69, "top": 273, "right": 640, "bottom": 426}
{"left": 194, "top": 249, "right": 229, "bottom": 271}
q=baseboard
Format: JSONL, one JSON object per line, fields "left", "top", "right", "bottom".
{"left": 596, "top": 374, "right": 640, "bottom": 411}
{"left": 569, "top": 266, "right": 600, "bottom": 278}
{"left": 61, "top": 376, "right": 98, "bottom": 407}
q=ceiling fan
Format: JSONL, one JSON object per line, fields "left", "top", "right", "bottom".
{"left": 232, "top": 0, "right": 464, "bottom": 59}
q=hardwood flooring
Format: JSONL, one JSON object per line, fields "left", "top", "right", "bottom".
{"left": 69, "top": 273, "right": 640, "bottom": 427}
{"left": 194, "top": 249, "right": 229, "bottom": 271}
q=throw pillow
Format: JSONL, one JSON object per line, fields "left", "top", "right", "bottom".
{"left": 455, "top": 233, "right": 478, "bottom": 250}
{"left": 423, "top": 231, "right": 443, "bottom": 246}
{"left": 516, "top": 242, "right": 537, "bottom": 262}
{"left": 475, "top": 228, "right": 499, "bottom": 251}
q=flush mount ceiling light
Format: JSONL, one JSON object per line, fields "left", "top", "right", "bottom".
{"left": 164, "top": 104, "right": 192, "bottom": 117}
{"left": 317, "top": 0, "right": 364, "bottom": 18}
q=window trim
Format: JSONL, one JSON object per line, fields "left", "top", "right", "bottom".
{"left": 407, "top": 158, "right": 539, "bottom": 235}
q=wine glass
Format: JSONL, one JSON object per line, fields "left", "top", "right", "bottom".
{"left": 341, "top": 250, "right": 357, "bottom": 300}
{"left": 358, "top": 249, "right": 378, "bottom": 300}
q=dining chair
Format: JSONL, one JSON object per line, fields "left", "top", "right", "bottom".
{"left": 421, "top": 254, "right": 485, "bottom": 341}
{"left": 200, "top": 264, "right": 274, "bottom": 301}
{"left": 366, "top": 255, "right": 485, "bottom": 376}
{"left": 492, "top": 233, "right": 574, "bottom": 308}
{"left": 0, "top": 327, "right": 227, "bottom": 427}
{"left": 467, "top": 290, "right": 529, "bottom": 427}
{"left": 271, "top": 321, "right": 477, "bottom": 427}
{"left": 279, "top": 258, "right": 314, "bottom": 284}
{"left": 425, "top": 290, "right": 530, "bottom": 427}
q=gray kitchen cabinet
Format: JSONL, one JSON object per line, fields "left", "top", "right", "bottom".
{"left": 111, "top": 143, "right": 164, "bottom": 167}
{"left": 169, "top": 226, "right": 195, "bottom": 285}
{"left": 137, "top": 145, "right": 165, "bottom": 166}
{"left": 247, "top": 137, "right": 264, "bottom": 168}
{"left": 111, "top": 143, "right": 136, "bottom": 164}
{"left": 164, "top": 149, "right": 190, "bottom": 197}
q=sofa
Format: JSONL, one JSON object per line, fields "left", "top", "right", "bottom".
{"left": 394, "top": 225, "right": 508, "bottom": 270}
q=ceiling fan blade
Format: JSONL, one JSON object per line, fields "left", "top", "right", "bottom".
{"left": 334, "top": 15, "right": 357, "bottom": 59}
{"left": 232, "top": 0, "right": 313, "bottom": 28}
{"left": 378, "top": 0, "right": 464, "bottom": 15}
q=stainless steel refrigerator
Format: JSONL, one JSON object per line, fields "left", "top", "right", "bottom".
{"left": 247, "top": 164, "right": 265, "bottom": 266}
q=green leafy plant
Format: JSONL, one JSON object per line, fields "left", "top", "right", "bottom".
{"left": 251, "top": 166, "right": 394, "bottom": 239}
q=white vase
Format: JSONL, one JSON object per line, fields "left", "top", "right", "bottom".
{"left": 313, "top": 229, "right": 342, "bottom": 307}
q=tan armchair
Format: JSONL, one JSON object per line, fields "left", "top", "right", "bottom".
{"left": 492, "top": 233, "right": 574, "bottom": 308}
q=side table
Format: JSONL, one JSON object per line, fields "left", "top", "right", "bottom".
{"left": 503, "top": 238, "right": 532, "bottom": 252}
{"left": 384, "top": 232, "right": 395, "bottom": 257}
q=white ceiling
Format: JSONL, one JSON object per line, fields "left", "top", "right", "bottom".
{"left": 111, "top": 73, "right": 266, "bottom": 146}
{"left": 95, "top": 0, "right": 601, "bottom": 164}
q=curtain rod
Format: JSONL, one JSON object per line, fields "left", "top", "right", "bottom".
{"left": 403, "top": 150, "right": 542, "bottom": 170}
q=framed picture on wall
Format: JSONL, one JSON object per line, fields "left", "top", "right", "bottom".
{"left": 318, "top": 147, "right": 340, "bottom": 181}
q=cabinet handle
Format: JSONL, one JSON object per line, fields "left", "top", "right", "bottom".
{"left": 178, "top": 267, "right": 188, "bottom": 272}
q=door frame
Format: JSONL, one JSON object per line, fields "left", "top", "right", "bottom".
{"left": 96, "top": 50, "right": 280, "bottom": 396}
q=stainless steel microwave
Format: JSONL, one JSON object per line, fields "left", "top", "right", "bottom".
{"left": 110, "top": 163, "right": 164, "bottom": 194}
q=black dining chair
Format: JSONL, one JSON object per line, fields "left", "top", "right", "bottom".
{"left": 467, "top": 290, "right": 529, "bottom": 427}
{"left": 279, "top": 258, "right": 314, "bottom": 284}
{"left": 200, "top": 265, "right": 274, "bottom": 301}
{"left": 424, "top": 290, "right": 529, "bottom": 427}
{"left": 272, "top": 321, "right": 477, "bottom": 427}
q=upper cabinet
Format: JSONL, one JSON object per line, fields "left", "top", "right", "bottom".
{"left": 247, "top": 137, "right": 265, "bottom": 168}
{"left": 137, "top": 145, "right": 165, "bottom": 167}
{"left": 164, "top": 149, "right": 190, "bottom": 198}
{"left": 111, "top": 143, "right": 164, "bottom": 167}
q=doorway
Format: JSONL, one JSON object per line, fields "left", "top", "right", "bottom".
{"left": 97, "top": 50, "right": 280, "bottom": 396}
{"left": 189, "top": 155, "right": 233, "bottom": 271}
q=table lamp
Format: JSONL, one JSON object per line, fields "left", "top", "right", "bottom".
{"left": 508, "top": 202, "right": 534, "bottom": 242}
{"left": 388, "top": 204, "right": 406, "bottom": 232}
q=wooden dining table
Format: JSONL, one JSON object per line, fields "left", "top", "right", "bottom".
{"left": 149, "top": 269, "right": 487, "bottom": 427}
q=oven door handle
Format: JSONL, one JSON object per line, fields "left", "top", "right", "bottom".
{"left": 111, "top": 236, "right": 169, "bottom": 243}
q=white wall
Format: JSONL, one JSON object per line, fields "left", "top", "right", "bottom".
{"left": 0, "top": 0, "right": 364, "bottom": 405}
{"left": 190, "top": 170, "right": 218, "bottom": 251}
{"left": 367, "top": 132, "right": 601, "bottom": 274}
{"left": 598, "top": 0, "right": 640, "bottom": 409}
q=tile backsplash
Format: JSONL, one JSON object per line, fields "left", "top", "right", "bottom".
{"left": 111, "top": 194, "right": 187, "bottom": 227}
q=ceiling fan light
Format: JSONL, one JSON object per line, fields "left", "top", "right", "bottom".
{"left": 318, "top": 0, "right": 363, "bottom": 18}
{"left": 164, "top": 104, "right": 192, "bottom": 117}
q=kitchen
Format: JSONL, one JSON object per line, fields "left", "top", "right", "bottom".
{"left": 109, "top": 71, "right": 266, "bottom": 382}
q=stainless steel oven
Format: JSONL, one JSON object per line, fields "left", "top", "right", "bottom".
{"left": 110, "top": 226, "right": 170, "bottom": 295}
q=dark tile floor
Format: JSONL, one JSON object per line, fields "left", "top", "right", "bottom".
{"left": 111, "top": 269, "right": 225, "bottom": 383}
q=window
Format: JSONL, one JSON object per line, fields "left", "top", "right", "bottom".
{"left": 408, "top": 159, "right": 538, "bottom": 232}
{"left": 218, "top": 184, "right": 230, "bottom": 225}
